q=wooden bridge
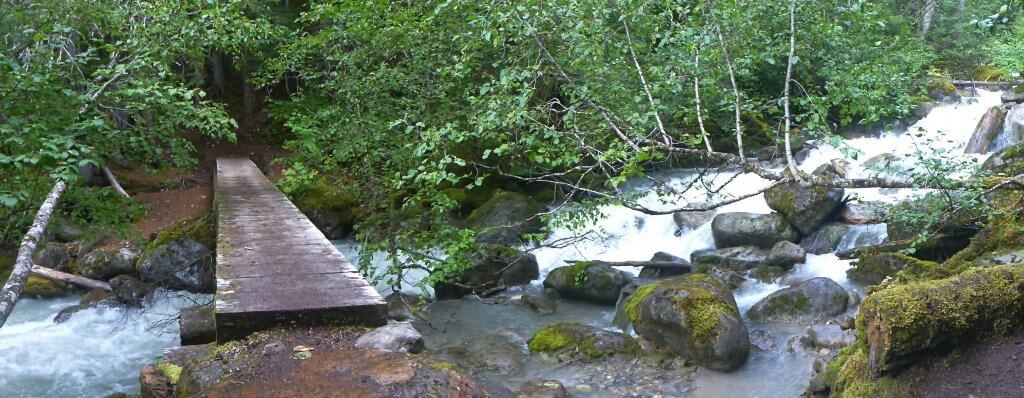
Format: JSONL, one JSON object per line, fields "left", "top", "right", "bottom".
{"left": 212, "top": 158, "right": 385, "bottom": 341}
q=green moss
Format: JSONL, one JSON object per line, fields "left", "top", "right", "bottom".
{"left": 22, "top": 275, "right": 70, "bottom": 298}
{"left": 566, "top": 261, "right": 595, "bottom": 287}
{"left": 150, "top": 214, "right": 215, "bottom": 249}
{"left": 624, "top": 274, "right": 735, "bottom": 343}
{"left": 750, "top": 266, "right": 785, "bottom": 283}
{"left": 973, "top": 66, "right": 1006, "bottom": 82}
{"left": 944, "top": 211, "right": 1024, "bottom": 273}
{"left": 429, "top": 361, "right": 458, "bottom": 372}
{"left": 155, "top": 363, "right": 182, "bottom": 385}
{"left": 527, "top": 325, "right": 572, "bottom": 352}
{"left": 624, "top": 282, "right": 659, "bottom": 322}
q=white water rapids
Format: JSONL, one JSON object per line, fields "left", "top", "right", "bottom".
{"left": 0, "top": 90, "right": 1006, "bottom": 397}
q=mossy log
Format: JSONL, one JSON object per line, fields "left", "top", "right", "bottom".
{"left": 859, "top": 264, "right": 1024, "bottom": 377}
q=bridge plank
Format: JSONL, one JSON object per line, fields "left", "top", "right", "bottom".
{"left": 213, "top": 158, "right": 384, "bottom": 341}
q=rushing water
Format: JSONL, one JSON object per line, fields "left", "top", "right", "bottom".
{"left": 0, "top": 90, "right": 1004, "bottom": 397}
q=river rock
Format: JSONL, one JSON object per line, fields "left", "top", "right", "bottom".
{"left": 799, "top": 223, "right": 850, "bottom": 254}
{"left": 449, "top": 335, "right": 525, "bottom": 375}
{"left": 434, "top": 244, "right": 539, "bottom": 299}
{"left": 673, "top": 209, "right": 715, "bottom": 231}
{"left": 520, "top": 293, "right": 556, "bottom": 315}
{"left": 765, "top": 241, "right": 806, "bottom": 270}
{"left": 847, "top": 252, "right": 940, "bottom": 285}
{"left": 841, "top": 203, "right": 886, "bottom": 225}
{"left": 747, "top": 278, "right": 849, "bottom": 323}
{"left": 802, "top": 324, "right": 854, "bottom": 350}
{"left": 139, "top": 364, "right": 174, "bottom": 398}
{"left": 527, "top": 322, "right": 638, "bottom": 362}
{"left": 692, "top": 246, "right": 767, "bottom": 271}
{"left": 179, "top": 305, "right": 216, "bottom": 345}
{"left": 1002, "top": 87, "right": 1024, "bottom": 103}
{"left": 109, "top": 275, "right": 154, "bottom": 306}
{"left": 33, "top": 241, "right": 73, "bottom": 271}
{"left": 749, "top": 329, "right": 778, "bottom": 352}
{"left": 764, "top": 169, "right": 845, "bottom": 236}
{"left": 543, "top": 262, "right": 632, "bottom": 305}
{"left": 53, "top": 288, "right": 115, "bottom": 323}
{"left": 137, "top": 237, "right": 215, "bottom": 293}
{"left": 965, "top": 106, "right": 1007, "bottom": 153}
{"left": 304, "top": 207, "right": 355, "bottom": 240}
{"left": 627, "top": 274, "right": 749, "bottom": 371}
{"left": 79, "top": 242, "right": 140, "bottom": 280}
{"left": 639, "top": 252, "right": 692, "bottom": 278}
{"left": 982, "top": 141, "right": 1024, "bottom": 176}
{"left": 711, "top": 212, "right": 798, "bottom": 249}
{"left": 354, "top": 323, "right": 425, "bottom": 354}
{"left": 708, "top": 266, "right": 746, "bottom": 289}
{"left": 516, "top": 380, "right": 567, "bottom": 398}
{"left": 465, "top": 190, "right": 544, "bottom": 244}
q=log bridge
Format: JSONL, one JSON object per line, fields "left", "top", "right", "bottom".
{"left": 211, "top": 158, "right": 385, "bottom": 341}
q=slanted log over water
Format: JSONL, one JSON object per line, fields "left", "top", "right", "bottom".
{"left": 859, "top": 264, "right": 1024, "bottom": 378}
{"left": 214, "top": 158, "right": 385, "bottom": 341}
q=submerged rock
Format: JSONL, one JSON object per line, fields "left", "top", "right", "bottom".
{"left": 543, "top": 262, "right": 632, "bottom": 305}
{"left": 625, "top": 274, "right": 749, "bottom": 371}
{"left": 764, "top": 166, "right": 845, "bottom": 235}
{"left": 527, "top": 322, "right": 638, "bottom": 362}
{"left": 79, "top": 242, "right": 140, "bottom": 280}
{"left": 749, "top": 329, "right": 778, "bottom": 352}
{"left": 747, "top": 278, "right": 849, "bottom": 323}
{"left": 765, "top": 241, "right": 806, "bottom": 270}
{"left": 53, "top": 288, "right": 115, "bottom": 323}
{"left": 711, "top": 212, "right": 798, "bottom": 249}
{"left": 520, "top": 293, "right": 556, "bottom": 315}
{"left": 434, "top": 244, "right": 539, "bottom": 299}
{"left": 354, "top": 323, "right": 425, "bottom": 354}
{"left": 692, "top": 246, "right": 767, "bottom": 271}
{"left": 516, "top": 380, "right": 567, "bottom": 398}
{"left": 447, "top": 335, "right": 525, "bottom": 375}
{"left": 465, "top": 190, "right": 544, "bottom": 244}
{"left": 802, "top": 324, "right": 854, "bottom": 350}
{"left": 137, "top": 237, "right": 214, "bottom": 293}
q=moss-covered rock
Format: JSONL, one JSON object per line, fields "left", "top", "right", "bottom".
{"left": 765, "top": 177, "right": 844, "bottom": 237}
{"left": 291, "top": 180, "right": 360, "bottom": 240}
{"left": 527, "top": 322, "right": 638, "bottom": 361}
{"left": 710, "top": 212, "right": 798, "bottom": 249}
{"left": 79, "top": 242, "right": 140, "bottom": 280}
{"left": 22, "top": 275, "right": 74, "bottom": 298}
{"left": 434, "top": 243, "right": 539, "bottom": 299}
{"left": 692, "top": 246, "right": 767, "bottom": 271}
{"left": 747, "top": 277, "right": 848, "bottom": 323}
{"left": 542, "top": 262, "right": 632, "bottom": 305}
{"left": 847, "top": 253, "right": 941, "bottom": 285}
{"left": 627, "top": 274, "right": 749, "bottom": 371}
{"left": 858, "top": 264, "right": 1024, "bottom": 377}
{"left": 138, "top": 237, "right": 214, "bottom": 293}
{"left": 750, "top": 265, "right": 786, "bottom": 283}
{"left": 464, "top": 190, "right": 544, "bottom": 244}
{"left": 764, "top": 240, "right": 806, "bottom": 270}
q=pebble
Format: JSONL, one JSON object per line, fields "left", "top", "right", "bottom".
{"left": 261, "top": 342, "right": 286, "bottom": 356}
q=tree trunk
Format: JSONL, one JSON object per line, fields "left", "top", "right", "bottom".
{"left": 783, "top": 0, "right": 802, "bottom": 181}
{"left": 0, "top": 180, "right": 66, "bottom": 328}
{"left": 31, "top": 265, "right": 111, "bottom": 292}
{"left": 920, "top": 0, "right": 937, "bottom": 40}
{"left": 565, "top": 260, "right": 692, "bottom": 270}
{"left": 102, "top": 166, "right": 131, "bottom": 199}
{"left": 210, "top": 52, "right": 226, "bottom": 96}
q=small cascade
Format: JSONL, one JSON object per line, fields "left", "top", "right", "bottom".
{"left": 992, "top": 103, "right": 1024, "bottom": 152}
{"left": 836, "top": 223, "right": 889, "bottom": 252}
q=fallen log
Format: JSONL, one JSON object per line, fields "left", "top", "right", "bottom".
{"left": 860, "top": 264, "right": 1024, "bottom": 378}
{"left": 102, "top": 166, "right": 131, "bottom": 199}
{"left": 952, "top": 80, "right": 1023, "bottom": 88}
{"left": 31, "top": 264, "right": 111, "bottom": 292}
{"left": 0, "top": 180, "right": 66, "bottom": 328}
{"left": 564, "top": 259, "right": 692, "bottom": 269}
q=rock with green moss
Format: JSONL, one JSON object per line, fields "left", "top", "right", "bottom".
{"left": 711, "top": 212, "right": 798, "bottom": 249}
{"left": 639, "top": 252, "right": 691, "bottom": 278}
{"left": 765, "top": 241, "right": 806, "bottom": 270}
{"left": 801, "top": 222, "right": 850, "bottom": 255}
{"left": 764, "top": 167, "right": 845, "bottom": 236}
{"left": 464, "top": 190, "right": 544, "bottom": 244}
{"left": 847, "top": 253, "right": 940, "bottom": 285}
{"left": 79, "top": 242, "right": 140, "bottom": 280}
{"left": 527, "top": 322, "right": 638, "bottom": 361}
{"left": 626, "top": 274, "right": 750, "bottom": 371}
{"left": 22, "top": 275, "right": 74, "bottom": 298}
{"left": 750, "top": 266, "right": 786, "bottom": 283}
{"left": 983, "top": 141, "right": 1024, "bottom": 176}
{"left": 859, "top": 264, "right": 1024, "bottom": 377}
{"left": 542, "top": 262, "right": 632, "bottom": 305}
{"left": 692, "top": 246, "right": 767, "bottom": 271}
{"left": 747, "top": 278, "right": 849, "bottom": 323}
{"left": 292, "top": 181, "right": 360, "bottom": 240}
{"left": 434, "top": 244, "right": 539, "bottom": 299}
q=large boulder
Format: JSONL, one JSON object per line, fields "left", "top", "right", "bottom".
{"left": 747, "top": 278, "right": 849, "bottom": 323}
{"left": 543, "top": 262, "right": 632, "bottom": 305}
{"left": 465, "top": 190, "right": 544, "bottom": 244}
{"left": 639, "top": 252, "right": 692, "bottom": 278}
{"left": 354, "top": 323, "right": 425, "bottom": 354}
{"left": 982, "top": 141, "right": 1024, "bottom": 176}
{"left": 841, "top": 203, "right": 886, "bottom": 225}
{"left": 79, "top": 242, "right": 140, "bottom": 280}
{"left": 434, "top": 244, "right": 539, "bottom": 299}
{"left": 711, "top": 212, "right": 798, "bottom": 249}
{"left": 799, "top": 222, "right": 850, "bottom": 255}
{"left": 625, "top": 274, "right": 749, "bottom": 371}
{"left": 673, "top": 209, "right": 716, "bottom": 231}
{"left": 765, "top": 241, "right": 806, "bottom": 270}
{"left": 527, "top": 322, "right": 638, "bottom": 362}
{"left": 137, "top": 237, "right": 214, "bottom": 293}
{"left": 964, "top": 106, "right": 1007, "bottom": 154}
{"left": 692, "top": 246, "right": 767, "bottom": 271}
{"left": 764, "top": 167, "right": 845, "bottom": 236}
{"left": 109, "top": 275, "right": 154, "bottom": 306}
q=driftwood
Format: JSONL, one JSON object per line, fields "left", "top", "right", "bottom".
{"left": 31, "top": 265, "right": 111, "bottom": 292}
{"left": 102, "top": 166, "right": 131, "bottom": 199}
{"left": 565, "top": 259, "right": 693, "bottom": 270}
{"left": 0, "top": 180, "right": 66, "bottom": 328}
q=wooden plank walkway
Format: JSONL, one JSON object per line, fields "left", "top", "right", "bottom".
{"left": 214, "top": 158, "right": 385, "bottom": 341}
